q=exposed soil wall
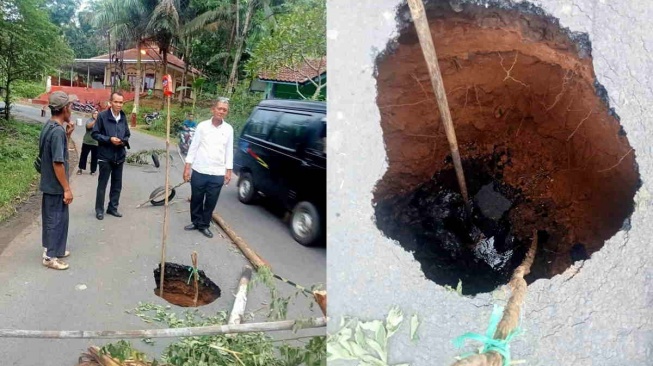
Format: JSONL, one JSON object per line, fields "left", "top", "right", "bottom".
{"left": 373, "top": 1, "right": 639, "bottom": 293}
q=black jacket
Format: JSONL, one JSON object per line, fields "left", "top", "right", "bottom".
{"left": 92, "top": 109, "right": 131, "bottom": 163}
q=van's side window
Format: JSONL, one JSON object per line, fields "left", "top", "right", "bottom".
{"left": 308, "top": 121, "right": 326, "bottom": 154}
{"left": 243, "top": 109, "right": 281, "bottom": 139}
{"left": 268, "top": 113, "right": 310, "bottom": 149}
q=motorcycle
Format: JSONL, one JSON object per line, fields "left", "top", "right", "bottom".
{"left": 178, "top": 125, "right": 195, "bottom": 156}
{"left": 144, "top": 111, "right": 161, "bottom": 125}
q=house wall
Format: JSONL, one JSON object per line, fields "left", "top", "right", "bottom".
{"left": 102, "top": 64, "right": 196, "bottom": 99}
{"left": 270, "top": 76, "right": 327, "bottom": 100}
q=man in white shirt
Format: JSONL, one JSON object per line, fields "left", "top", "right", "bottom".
{"left": 183, "top": 97, "right": 233, "bottom": 238}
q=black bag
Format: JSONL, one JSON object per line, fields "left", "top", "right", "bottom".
{"left": 34, "top": 123, "right": 56, "bottom": 174}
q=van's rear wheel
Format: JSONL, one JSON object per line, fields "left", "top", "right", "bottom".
{"left": 237, "top": 172, "right": 257, "bottom": 204}
{"left": 290, "top": 201, "right": 321, "bottom": 246}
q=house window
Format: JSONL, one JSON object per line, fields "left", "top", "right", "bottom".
{"left": 110, "top": 72, "right": 119, "bottom": 86}
{"left": 144, "top": 73, "right": 155, "bottom": 90}
{"left": 185, "top": 84, "right": 192, "bottom": 99}
{"left": 127, "top": 75, "right": 137, "bottom": 90}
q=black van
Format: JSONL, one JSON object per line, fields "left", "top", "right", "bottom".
{"left": 234, "top": 99, "right": 326, "bottom": 246}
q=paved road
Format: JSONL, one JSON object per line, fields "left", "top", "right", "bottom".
{"left": 0, "top": 103, "right": 326, "bottom": 364}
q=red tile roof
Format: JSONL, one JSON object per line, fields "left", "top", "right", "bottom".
{"left": 92, "top": 46, "right": 201, "bottom": 75}
{"left": 258, "top": 57, "right": 326, "bottom": 83}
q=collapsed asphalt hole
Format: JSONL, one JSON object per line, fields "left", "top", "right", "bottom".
{"left": 373, "top": 1, "right": 640, "bottom": 295}
{"left": 154, "top": 262, "right": 221, "bottom": 307}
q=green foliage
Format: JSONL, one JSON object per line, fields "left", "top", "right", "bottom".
{"left": 0, "top": 119, "right": 41, "bottom": 222}
{"left": 11, "top": 81, "right": 45, "bottom": 100}
{"left": 327, "top": 307, "right": 418, "bottom": 366}
{"left": 0, "top": 0, "right": 73, "bottom": 118}
{"left": 246, "top": 0, "right": 326, "bottom": 100}
{"left": 249, "top": 266, "right": 293, "bottom": 321}
{"left": 118, "top": 79, "right": 132, "bottom": 92}
{"left": 100, "top": 340, "right": 151, "bottom": 363}
{"left": 444, "top": 279, "right": 464, "bottom": 296}
{"left": 44, "top": 0, "right": 80, "bottom": 27}
{"left": 100, "top": 302, "right": 327, "bottom": 366}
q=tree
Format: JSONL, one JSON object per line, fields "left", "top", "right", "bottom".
{"left": 44, "top": 0, "right": 80, "bottom": 27}
{"left": 0, "top": 0, "right": 73, "bottom": 119}
{"left": 246, "top": 0, "right": 326, "bottom": 99}
{"left": 94, "top": 0, "right": 153, "bottom": 119}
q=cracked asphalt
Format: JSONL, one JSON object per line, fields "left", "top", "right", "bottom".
{"left": 327, "top": 0, "right": 653, "bottom": 364}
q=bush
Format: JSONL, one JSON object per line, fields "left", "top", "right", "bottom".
{"left": 215, "top": 80, "right": 264, "bottom": 135}
{"left": 12, "top": 81, "right": 45, "bottom": 100}
{"left": 0, "top": 119, "right": 41, "bottom": 222}
{"left": 132, "top": 80, "right": 264, "bottom": 137}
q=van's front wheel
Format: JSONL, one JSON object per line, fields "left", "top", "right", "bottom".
{"left": 290, "top": 201, "right": 321, "bottom": 246}
{"left": 237, "top": 172, "right": 257, "bottom": 204}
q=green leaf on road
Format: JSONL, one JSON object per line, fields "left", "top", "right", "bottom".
{"left": 410, "top": 314, "right": 420, "bottom": 341}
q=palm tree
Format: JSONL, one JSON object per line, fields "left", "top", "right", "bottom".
{"left": 183, "top": 0, "right": 278, "bottom": 96}
{"left": 94, "top": 0, "right": 152, "bottom": 120}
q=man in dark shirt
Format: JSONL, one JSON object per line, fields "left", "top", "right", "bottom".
{"left": 92, "top": 92, "right": 131, "bottom": 220}
{"left": 39, "top": 91, "right": 76, "bottom": 270}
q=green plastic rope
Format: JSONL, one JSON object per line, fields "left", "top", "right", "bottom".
{"left": 453, "top": 305, "right": 522, "bottom": 366}
{"left": 187, "top": 266, "right": 199, "bottom": 285}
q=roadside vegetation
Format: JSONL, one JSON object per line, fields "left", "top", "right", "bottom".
{"left": 0, "top": 119, "right": 41, "bottom": 222}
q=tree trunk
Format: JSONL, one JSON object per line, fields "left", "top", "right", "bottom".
{"left": 179, "top": 37, "right": 191, "bottom": 106}
{"left": 235, "top": 0, "right": 240, "bottom": 40}
{"left": 222, "top": 21, "right": 236, "bottom": 71}
{"left": 225, "top": 0, "right": 256, "bottom": 96}
{"left": 4, "top": 79, "right": 11, "bottom": 120}
{"left": 131, "top": 40, "right": 142, "bottom": 122}
{"left": 161, "top": 49, "right": 169, "bottom": 110}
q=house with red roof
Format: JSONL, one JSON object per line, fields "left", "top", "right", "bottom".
{"left": 41, "top": 44, "right": 201, "bottom": 106}
{"left": 251, "top": 57, "right": 326, "bottom": 100}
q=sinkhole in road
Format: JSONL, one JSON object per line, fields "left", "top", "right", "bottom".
{"left": 373, "top": 0, "right": 640, "bottom": 295}
{"left": 153, "top": 263, "right": 221, "bottom": 307}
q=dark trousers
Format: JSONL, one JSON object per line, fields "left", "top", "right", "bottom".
{"left": 190, "top": 170, "right": 224, "bottom": 229}
{"left": 42, "top": 193, "right": 69, "bottom": 258}
{"left": 78, "top": 143, "right": 98, "bottom": 173}
{"left": 96, "top": 160, "right": 124, "bottom": 213}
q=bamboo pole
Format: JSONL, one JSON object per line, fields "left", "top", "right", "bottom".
{"left": 407, "top": 0, "right": 470, "bottom": 211}
{"left": 228, "top": 266, "right": 253, "bottom": 325}
{"left": 213, "top": 213, "right": 327, "bottom": 315}
{"left": 159, "top": 95, "right": 172, "bottom": 297}
{"left": 451, "top": 230, "right": 538, "bottom": 366}
{"left": 212, "top": 213, "right": 270, "bottom": 269}
{"left": 191, "top": 251, "right": 199, "bottom": 307}
{"left": 0, "top": 317, "right": 327, "bottom": 339}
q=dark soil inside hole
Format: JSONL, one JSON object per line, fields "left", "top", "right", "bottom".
{"left": 153, "top": 262, "right": 221, "bottom": 307}
{"left": 376, "top": 155, "right": 550, "bottom": 294}
{"left": 373, "top": 1, "right": 640, "bottom": 294}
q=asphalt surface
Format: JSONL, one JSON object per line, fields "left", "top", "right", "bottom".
{"left": 327, "top": 0, "right": 653, "bottom": 365}
{"left": 0, "top": 103, "right": 326, "bottom": 365}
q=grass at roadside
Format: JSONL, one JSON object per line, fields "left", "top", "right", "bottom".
{"left": 0, "top": 119, "right": 42, "bottom": 222}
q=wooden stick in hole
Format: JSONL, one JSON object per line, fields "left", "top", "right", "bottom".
{"left": 407, "top": 0, "right": 471, "bottom": 212}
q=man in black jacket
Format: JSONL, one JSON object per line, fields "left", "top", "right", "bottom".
{"left": 92, "top": 92, "right": 131, "bottom": 220}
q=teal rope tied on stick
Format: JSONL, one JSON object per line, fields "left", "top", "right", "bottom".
{"left": 453, "top": 305, "right": 522, "bottom": 366}
{"left": 187, "top": 266, "right": 199, "bottom": 285}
